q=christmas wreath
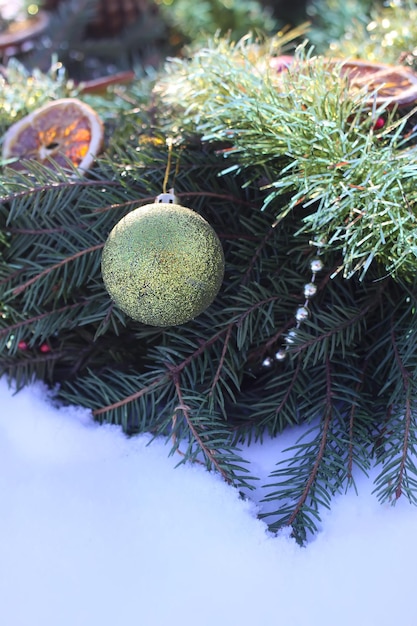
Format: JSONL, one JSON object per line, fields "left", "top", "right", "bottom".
{"left": 1, "top": 0, "right": 417, "bottom": 542}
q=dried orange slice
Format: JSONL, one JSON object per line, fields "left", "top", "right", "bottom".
{"left": 2, "top": 98, "right": 104, "bottom": 174}
{"left": 327, "top": 59, "right": 417, "bottom": 107}
{"left": 269, "top": 56, "right": 417, "bottom": 107}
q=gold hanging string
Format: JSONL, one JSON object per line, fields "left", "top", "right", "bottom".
{"left": 161, "top": 138, "right": 183, "bottom": 197}
{"left": 162, "top": 137, "right": 173, "bottom": 194}
{"left": 173, "top": 144, "right": 183, "bottom": 182}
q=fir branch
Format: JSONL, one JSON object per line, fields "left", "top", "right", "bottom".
{"left": 0, "top": 300, "right": 85, "bottom": 340}
{"left": 170, "top": 326, "right": 230, "bottom": 375}
{"left": 241, "top": 218, "right": 278, "bottom": 285}
{"left": 11, "top": 243, "right": 104, "bottom": 297}
{"left": 172, "top": 375, "right": 230, "bottom": 482}
{"left": 292, "top": 299, "right": 378, "bottom": 364}
{"left": 260, "top": 352, "right": 373, "bottom": 541}
{"left": 209, "top": 324, "right": 234, "bottom": 394}
{"left": 92, "top": 374, "right": 168, "bottom": 417}
{"left": 170, "top": 374, "right": 254, "bottom": 489}
{"left": 274, "top": 357, "right": 302, "bottom": 417}
{"left": 60, "top": 367, "right": 172, "bottom": 434}
{"left": 394, "top": 392, "right": 412, "bottom": 501}
{"left": 285, "top": 355, "right": 333, "bottom": 528}
{"left": 347, "top": 359, "right": 368, "bottom": 483}
{"left": 0, "top": 177, "right": 119, "bottom": 204}
{"left": 373, "top": 319, "right": 417, "bottom": 503}
{"left": 0, "top": 347, "right": 68, "bottom": 389}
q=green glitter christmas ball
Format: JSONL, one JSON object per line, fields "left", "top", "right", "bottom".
{"left": 101, "top": 202, "right": 225, "bottom": 326}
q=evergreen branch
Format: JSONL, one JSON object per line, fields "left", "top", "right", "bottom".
{"left": 12, "top": 243, "right": 104, "bottom": 296}
{"left": 390, "top": 321, "right": 412, "bottom": 500}
{"left": 0, "top": 348, "right": 68, "bottom": 388}
{"left": 89, "top": 291, "right": 279, "bottom": 423}
{"left": 255, "top": 317, "right": 299, "bottom": 361}
{"left": 0, "top": 266, "right": 27, "bottom": 287}
{"left": 371, "top": 300, "right": 417, "bottom": 505}
{"left": 209, "top": 324, "right": 234, "bottom": 394}
{"left": 274, "top": 358, "right": 302, "bottom": 417}
{"left": 92, "top": 375, "right": 169, "bottom": 417}
{"left": 286, "top": 355, "right": 333, "bottom": 528}
{"left": 90, "top": 198, "right": 148, "bottom": 215}
{"left": 172, "top": 375, "right": 231, "bottom": 483}
{"left": 170, "top": 374, "right": 254, "bottom": 488}
{"left": 242, "top": 220, "right": 277, "bottom": 285}
{"left": 167, "top": 291, "right": 279, "bottom": 387}
{"left": 178, "top": 191, "right": 255, "bottom": 208}
{"left": 6, "top": 226, "right": 88, "bottom": 235}
{"left": 0, "top": 178, "right": 120, "bottom": 204}
{"left": 396, "top": 393, "right": 412, "bottom": 500}
{"left": 259, "top": 354, "right": 370, "bottom": 541}
{"left": 348, "top": 359, "right": 368, "bottom": 482}
{"left": 0, "top": 301, "right": 85, "bottom": 338}
{"left": 170, "top": 327, "right": 230, "bottom": 375}
{"left": 292, "top": 295, "right": 381, "bottom": 360}
{"left": 170, "top": 408, "right": 205, "bottom": 467}
{"left": 324, "top": 0, "right": 417, "bottom": 66}
{"left": 0, "top": 59, "right": 75, "bottom": 133}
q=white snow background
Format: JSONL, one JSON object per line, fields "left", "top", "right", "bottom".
{"left": 1, "top": 376, "right": 416, "bottom": 626}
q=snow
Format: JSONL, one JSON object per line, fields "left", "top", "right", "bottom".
{"left": 1, "top": 377, "right": 416, "bottom": 626}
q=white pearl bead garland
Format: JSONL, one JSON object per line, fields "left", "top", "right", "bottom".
{"left": 262, "top": 247, "right": 325, "bottom": 368}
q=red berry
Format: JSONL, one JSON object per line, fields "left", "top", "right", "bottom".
{"left": 373, "top": 116, "right": 385, "bottom": 130}
{"left": 18, "top": 340, "right": 28, "bottom": 350}
{"left": 40, "top": 343, "right": 51, "bottom": 353}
